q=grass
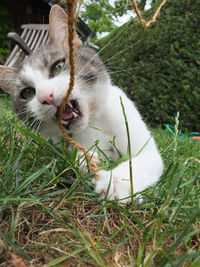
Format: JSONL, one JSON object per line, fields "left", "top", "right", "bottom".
{"left": 0, "top": 94, "right": 200, "bottom": 267}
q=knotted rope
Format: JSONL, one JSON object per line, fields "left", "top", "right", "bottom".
{"left": 58, "top": 0, "right": 99, "bottom": 179}
{"left": 58, "top": 0, "right": 167, "bottom": 180}
{"left": 130, "top": 0, "right": 167, "bottom": 27}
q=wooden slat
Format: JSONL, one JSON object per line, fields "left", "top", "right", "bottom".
{"left": 21, "top": 24, "right": 49, "bottom": 31}
{"left": 21, "top": 28, "right": 28, "bottom": 39}
{"left": 30, "top": 30, "right": 41, "bottom": 51}
{"left": 27, "top": 29, "right": 36, "bottom": 48}
{"left": 5, "top": 27, "right": 50, "bottom": 67}
{"left": 42, "top": 30, "right": 49, "bottom": 45}
{"left": 23, "top": 29, "right": 33, "bottom": 45}
{"left": 34, "top": 30, "right": 46, "bottom": 50}
{"left": 5, "top": 18, "right": 96, "bottom": 67}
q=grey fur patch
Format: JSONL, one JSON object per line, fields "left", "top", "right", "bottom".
{"left": 13, "top": 43, "right": 107, "bottom": 125}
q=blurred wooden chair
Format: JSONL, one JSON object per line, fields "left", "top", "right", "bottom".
{"left": 5, "top": 18, "right": 98, "bottom": 68}
{"left": 5, "top": 24, "right": 49, "bottom": 67}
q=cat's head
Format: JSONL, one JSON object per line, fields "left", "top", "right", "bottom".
{"left": 0, "top": 5, "right": 110, "bottom": 139}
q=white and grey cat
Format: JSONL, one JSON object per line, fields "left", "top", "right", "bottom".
{"left": 0, "top": 5, "right": 163, "bottom": 203}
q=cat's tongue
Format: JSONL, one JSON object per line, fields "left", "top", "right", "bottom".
{"left": 62, "top": 106, "right": 73, "bottom": 121}
{"left": 62, "top": 112, "right": 73, "bottom": 121}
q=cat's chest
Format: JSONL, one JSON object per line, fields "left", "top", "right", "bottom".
{"left": 40, "top": 119, "right": 120, "bottom": 161}
{"left": 73, "top": 125, "right": 120, "bottom": 161}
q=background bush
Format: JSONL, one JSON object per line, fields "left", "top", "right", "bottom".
{"left": 98, "top": 0, "right": 200, "bottom": 131}
{"left": 0, "top": 0, "right": 12, "bottom": 63}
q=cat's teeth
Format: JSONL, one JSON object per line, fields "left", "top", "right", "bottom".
{"left": 67, "top": 101, "right": 73, "bottom": 108}
{"left": 73, "top": 112, "right": 78, "bottom": 118}
{"left": 62, "top": 120, "right": 69, "bottom": 125}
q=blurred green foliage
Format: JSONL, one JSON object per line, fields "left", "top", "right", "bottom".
{"left": 0, "top": 1, "right": 12, "bottom": 62}
{"left": 81, "top": 0, "right": 153, "bottom": 34}
{"left": 81, "top": 0, "right": 115, "bottom": 34}
{"left": 98, "top": 0, "right": 200, "bottom": 131}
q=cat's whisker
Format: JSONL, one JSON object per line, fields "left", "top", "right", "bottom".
{"left": 0, "top": 109, "right": 29, "bottom": 125}
{"left": 76, "top": 45, "right": 91, "bottom": 66}
{"left": 25, "top": 110, "right": 43, "bottom": 133}
{"left": 1, "top": 77, "right": 19, "bottom": 82}
{"left": 36, "top": 121, "right": 42, "bottom": 133}
{"left": 13, "top": 72, "right": 22, "bottom": 79}
{"left": 17, "top": 107, "right": 31, "bottom": 118}
{"left": 77, "top": 67, "right": 139, "bottom": 86}
{"left": 28, "top": 117, "right": 40, "bottom": 130}
{"left": 0, "top": 115, "right": 18, "bottom": 125}
{"left": 31, "top": 119, "right": 42, "bottom": 134}
{"left": 76, "top": 22, "right": 131, "bottom": 79}
{"left": 76, "top": 39, "right": 142, "bottom": 84}
{"left": 2, "top": 71, "right": 22, "bottom": 80}
{"left": 75, "top": 35, "right": 100, "bottom": 65}
{"left": 106, "top": 67, "right": 139, "bottom": 75}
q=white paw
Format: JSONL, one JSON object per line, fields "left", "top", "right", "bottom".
{"left": 77, "top": 151, "right": 100, "bottom": 174}
{"left": 92, "top": 153, "right": 163, "bottom": 204}
{"left": 93, "top": 169, "right": 140, "bottom": 204}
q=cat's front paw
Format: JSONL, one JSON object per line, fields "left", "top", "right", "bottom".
{"left": 77, "top": 151, "right": 100, "bottom": 175}
{"left": 93, "top": 169, "right": 139, "bottom": 204}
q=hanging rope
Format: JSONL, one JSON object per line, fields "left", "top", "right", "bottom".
{"left": 57, "top": 0, "right": 167, "bottom": 180}
{"left": 58, "top": 0, "right": 99, "bottom": 179}
{"left": 130, "top": 0, "right": 167, "bottom": 27}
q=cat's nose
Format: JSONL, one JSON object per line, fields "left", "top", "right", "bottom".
{"left": 38, "top": 91, "right": 54, "bottom": 105}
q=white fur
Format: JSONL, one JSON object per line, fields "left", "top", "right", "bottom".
{"left": 0, "top": 5, "right": 163, "bottom": 204}
{"left": 20, "top": 61, "right": 163, "bottom": 204}
{"left": 74, "top": 85, "right": 163, "bottom": 203}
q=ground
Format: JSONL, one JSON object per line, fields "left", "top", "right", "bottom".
{"left": 0, "top": 95, "right": 200, "bottom": 266}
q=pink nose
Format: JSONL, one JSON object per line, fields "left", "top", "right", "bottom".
{"left": 38, "top": 89, "right": 54, "bottom": 105}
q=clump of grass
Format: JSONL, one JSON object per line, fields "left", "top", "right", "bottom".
{"left": 0, "top": 95, "right": 200, "bottom": 266}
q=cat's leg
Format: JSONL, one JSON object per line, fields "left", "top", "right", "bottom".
{"left": 76, "top": 150, "right": 101, "bottom": 175}
{"left": 93, "top": 151, "right": 163, "bottom": 204}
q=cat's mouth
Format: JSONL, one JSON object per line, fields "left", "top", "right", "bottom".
{"left": 56, "top": 99, "right": 82, "bottom": 129}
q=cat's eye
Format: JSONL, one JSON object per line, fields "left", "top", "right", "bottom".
{"left": 20, "top": 87, "right": 36, "bottom": 100}
{"left": 50, "top": 59, "right": 65, "bottom": 77}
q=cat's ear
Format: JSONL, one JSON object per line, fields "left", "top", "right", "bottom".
{"left": 0, "top": 65, "right": 17, "bottom": 95}
{"left": 49, "top": 5, "right": 82, "bottom": 49}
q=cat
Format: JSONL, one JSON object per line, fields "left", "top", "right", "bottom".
{"left": 0, "top": 5, "right": 163, "bottom": 203}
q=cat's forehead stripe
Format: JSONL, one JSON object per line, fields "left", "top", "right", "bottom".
{"left": 16, "top": 44, "right": 105, "bottom": 89}
{"left": 20, "top": 64, "right": 45, "bottom": 87}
